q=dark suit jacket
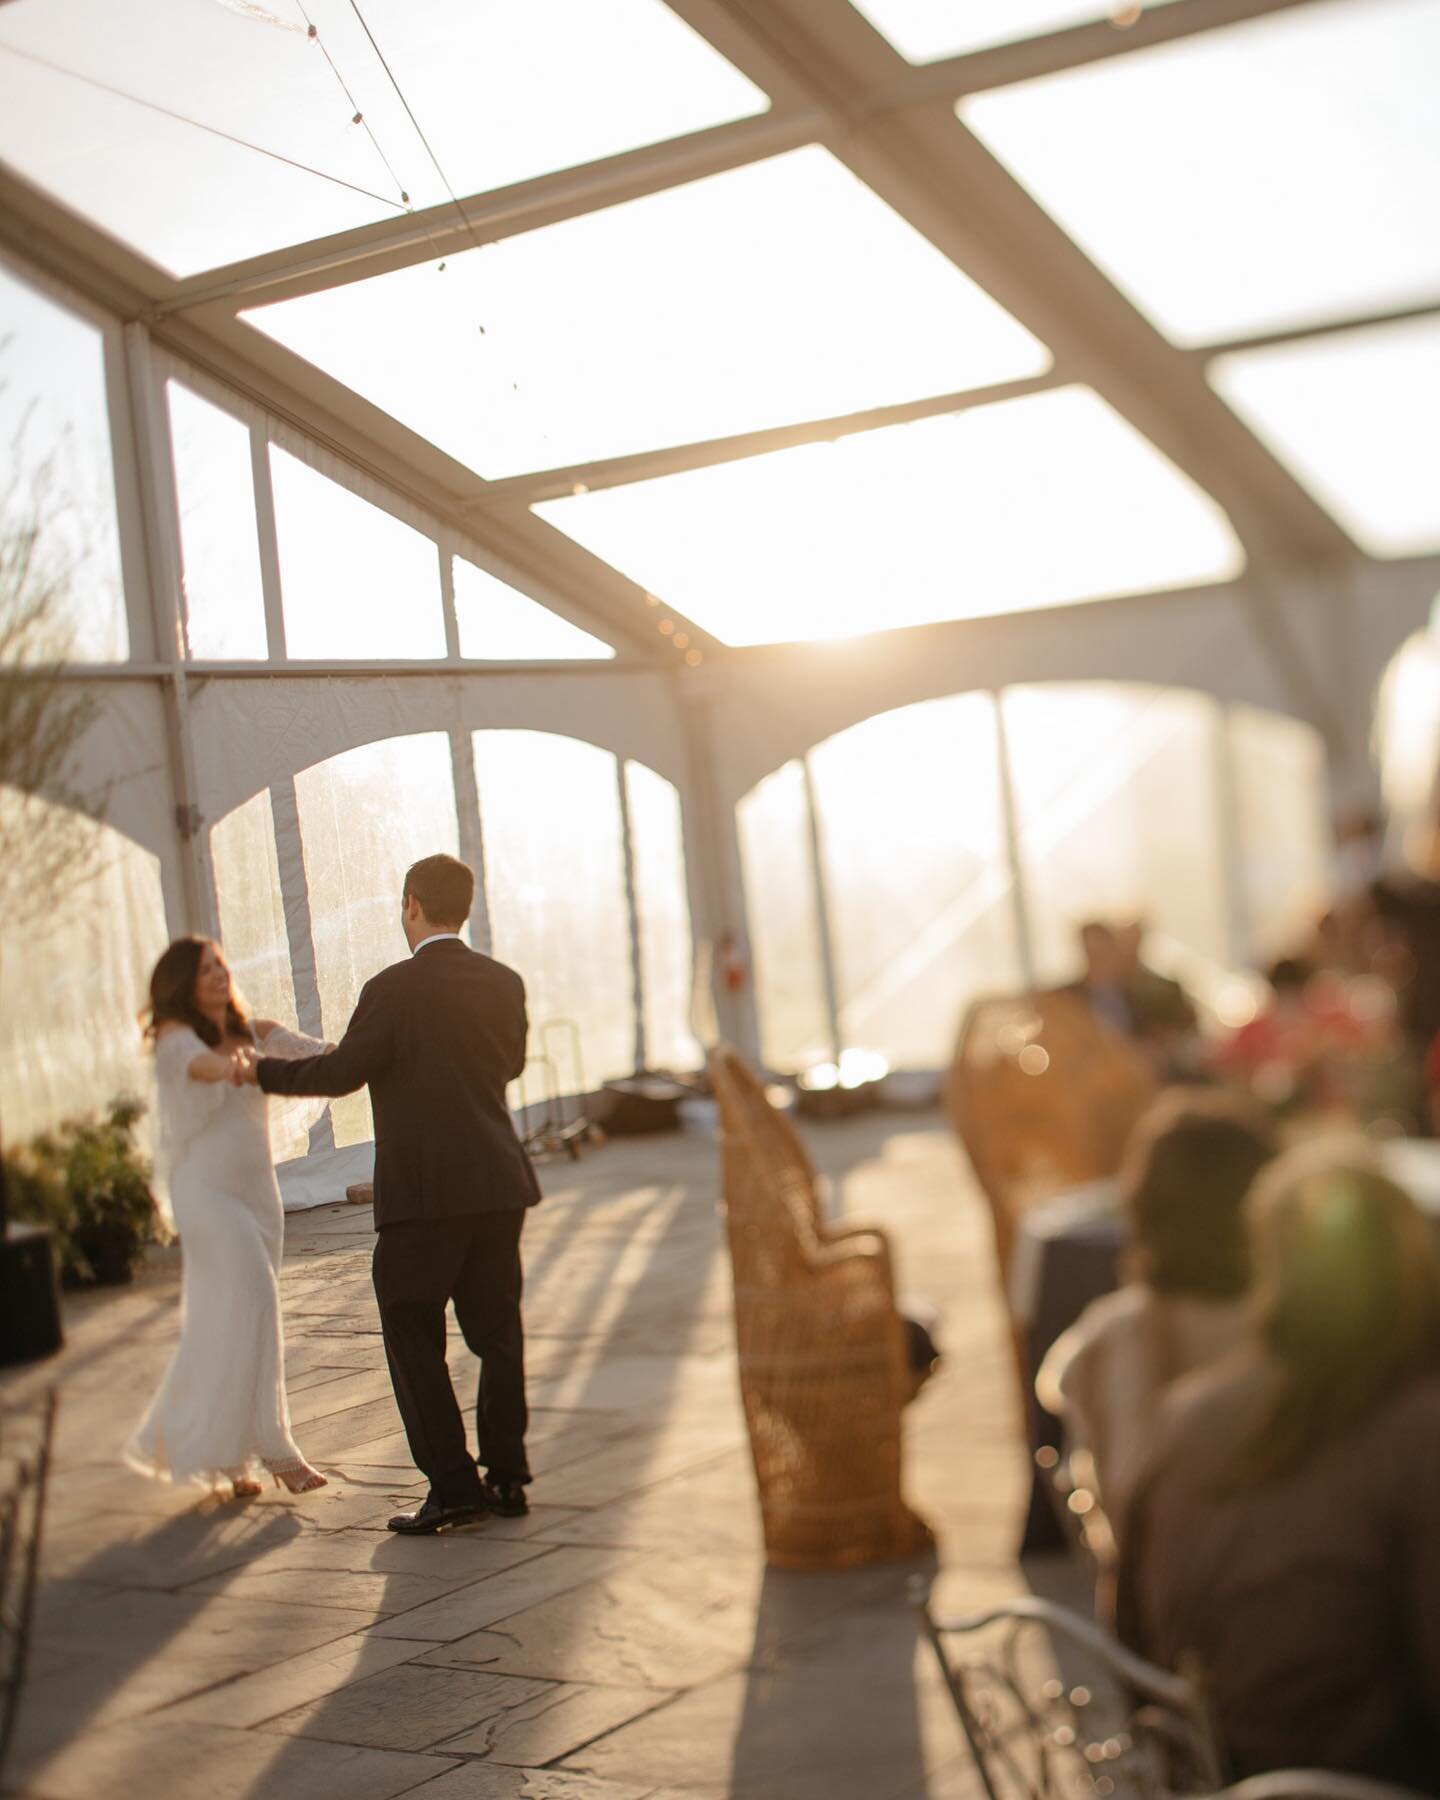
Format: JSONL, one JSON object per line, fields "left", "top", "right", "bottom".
{"left": 258, "top": 939, "right": 541, "bottom": 1227}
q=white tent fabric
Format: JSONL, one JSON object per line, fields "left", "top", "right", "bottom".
{"left": 3, "top": 0, "right": 1437, "bottom": 1206}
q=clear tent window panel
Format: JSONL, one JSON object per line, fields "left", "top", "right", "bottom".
{"left": 537, "top": 387, "right": 1241, "bottom": 645}
{"left": 850, "top": 0, "right": 1181, "bottom": 63}
{"left": 625, "top": 759, "right": 701, "bottom": 1073}
{"left": 0, "top": 0, "right": 765, "bottom": 278}
{"left": 0, "top": 798, "right": 167, "bottom": 1142}
{"left": 294, "top": 731, "right": 460, "bottom": 1148}
{"left": 168, "top": 382, "right": 268, "bottom": 661}
{"left": 961, "top": 0, "right": 1440, "bottom": 346}
{"left": 210, "top": 786, "right": 306, "bottom": 1157}
{"left": 473, "top": 730, "right": 634, "bottom": 1090}
{"left": 269, "top": 447, "right": 445, "bottom": 659}
{"left": 1003, "top": 684, "right": 1231, "bottom": 990}
{"left": 211, "top": 786, "right": 300, "bottom": 1038}
{"left": 453, "top": 557, "right": 614, "bottom": 661}
{"left": 1209, "top": 316, "right": 1440, "bottom": 559}
{"left": 0, "top": 260, "right": 127, "bottom": 662}
{"left": 807, "top": 693, "right": 1022, "bottom": 1071}
{"left": 246, "top": 146, "right": 1049, "bottom": 478}
{"left": 736, "top": 760, "right": 832, "bottom": 1072}
{"left": 1226, "top": 706, "right": 1330, "bottom": 968}
{"left": 1377, "top": 629, "right": 1440, "bottom": 840}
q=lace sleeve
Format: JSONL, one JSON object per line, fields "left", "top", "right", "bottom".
{"left": 255, "top": 1024, "right": 333, "bottom": 1154}
{"left": 257, "top": 1024, "right": 331, "bottom": 1060}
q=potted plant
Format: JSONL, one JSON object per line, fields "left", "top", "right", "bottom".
{"left": 6, "top": 1097, "right": 160, "bottom": 1288}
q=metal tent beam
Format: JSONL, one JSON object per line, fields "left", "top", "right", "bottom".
{"left": 859, "top": 0, "right": 1325, "bottom": 109}
{"left": 1195, "top": 296, "right": 1440, "bottom": 359}
{"left": 663, "top": 0, "right": 1365, "bottom": 742}
{"left": 149, "top": 110, "right": 824, "bottom": 316}
{"left": 466, "top": 371, "right": 1065, "bottom": 511}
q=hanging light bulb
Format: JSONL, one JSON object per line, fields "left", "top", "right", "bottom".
{"left": 658, "top": 618, "right": 676, "bottom": 636}
{"left": 1110, "top": 1, "right": 1143, "bottom": 24}
{"left": 673, "top": 632, "right": 689, "bottom": 650}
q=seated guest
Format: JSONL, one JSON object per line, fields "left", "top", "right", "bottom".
{"left": 1116, "top": 919, "right": 1199, "bottom": 1053}
{"left": 1212, "top": 957, "right": 1320, "bottom": 1104}
{"left": 1066, "top": 919, "right": 1135, "bottom": 1038}
{"left": 1373, "top": 820, "right": 1440, "bottom": 1061}
{"left": 1117, "top": 1147, "right": 1440, "bottom": 1789}
{"left": 1036, "top": 1091, "right": 1276, "bottom": 1547}
{"left": 1215, "top": 957, "right": 1405, "bottom": 1123}
{"left": 1065, "top": 920, "right": 1199, "bottom": 1080}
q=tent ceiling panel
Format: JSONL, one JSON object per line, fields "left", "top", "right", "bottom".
{"left": 0, "top": 0, "right": 1421, "bottom": 667}
{"left": 452, "top": 556, "right": 616, "bottom": 662}
{"left": 670, "top": 0, "right": 1355, "bottom": 566}
{"left": 535, "top": 386, "right": 1243, "bottom": 646}
{"left": 850, "top": 0, "right": 1183, "bottom": 64}
{"left": 1210, "top": 315, "right": 1440, "bottom": 560}
{"left": 960, "top": 0, "right": 1440, "bottom": 347}
{"left": 0, "top": 0, "right": 767, "bottom": 278}
{"left": 242, "top": 145, "right": 1050, "bottom": 478}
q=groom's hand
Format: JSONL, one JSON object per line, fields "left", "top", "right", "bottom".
{"left": 229, "top": 1046, "right": 260, "bottom": 1086}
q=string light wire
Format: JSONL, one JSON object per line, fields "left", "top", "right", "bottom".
{"left": 338, "top": 1, "right": 544, "bottom": 426}
{"left": 343, "top": 0, "right": 489, "bottom": 256}
{"left": 0, "top": 42, "right": 407, "bottom": 213}
{"left": 292, "top": 0, "right": 414, "bottom": 206}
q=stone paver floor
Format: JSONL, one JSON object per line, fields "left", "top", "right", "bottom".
{"left": 3, "top": 1109, "right": 1057, "bottom": 1800}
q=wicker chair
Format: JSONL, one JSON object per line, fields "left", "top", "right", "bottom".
{"left": 710, "top": 1045, "right": 931, "bottom": 1570}
{"left": 946, "top": 990, "right": 1157, "bottom": 1295}
{"left": 916, "top": 1590, "right": 1427, "bottom": 1800}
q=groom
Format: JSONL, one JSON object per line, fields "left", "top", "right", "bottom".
{"left": 246, "top": 852, "right": 541, "bottom": 1533}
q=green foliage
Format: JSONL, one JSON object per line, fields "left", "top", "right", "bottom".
{"left": 4, "top": 1095, "right": 160, "bottom": 1286}
{"left": 0, "top": 398, "right": 108, "bottom": 925}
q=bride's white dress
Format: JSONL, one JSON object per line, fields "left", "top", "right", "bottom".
{"left": 127, "top": 1024, "right": 327, "bottom": 1486}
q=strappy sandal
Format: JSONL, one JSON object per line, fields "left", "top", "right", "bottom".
{"left": 266, "top": 1459, "right": 328, "bottom": 1494}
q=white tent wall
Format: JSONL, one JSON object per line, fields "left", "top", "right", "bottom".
{"left": 717, "top": 677, "right": 1337, "bottom": 1076}
{"left": 189, "top": 670, "right": 690, "bottom": 823}
{"left": 703, "top": 580, "right": 1349, "bottom": 803}
{"left": 5, "top": 238, "right": 1437, "bottom": 1167}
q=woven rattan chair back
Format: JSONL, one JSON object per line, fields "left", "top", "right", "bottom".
{"left": 946, "top": 990, "right": 1156, "bottom": 1288}
{"left": 711, "top": 1046, "right": 931, "bottom": 1570}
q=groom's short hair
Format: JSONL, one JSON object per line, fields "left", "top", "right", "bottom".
{"left": 404, "top": 854, "right": 474, "bottom": 928}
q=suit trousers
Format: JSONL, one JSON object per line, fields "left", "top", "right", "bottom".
{"left": 372, "top": 1209, "right": 529, "bottom": 1507}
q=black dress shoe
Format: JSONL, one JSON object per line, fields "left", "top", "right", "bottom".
{"left": 481, "top": 1478, "right": 529, "bottom": 1518}
{"left": 386, "top": 1494, "right": 488, "bottom": 1534}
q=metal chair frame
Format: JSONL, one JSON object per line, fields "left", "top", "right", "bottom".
{"left": 916, "top": 1590, "right": 1426, "bottom": 1800}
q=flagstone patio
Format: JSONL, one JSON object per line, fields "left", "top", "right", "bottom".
{"left": 2, "top": 1108, "right": 1065, "bottom": 1800}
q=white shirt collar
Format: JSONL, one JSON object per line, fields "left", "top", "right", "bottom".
{"left": 412, "top": 931, "right": 463, "bottom": 954}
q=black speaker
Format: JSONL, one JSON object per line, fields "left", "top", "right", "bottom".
{"left": 0, "top": 1224, "right": 64, "bottom": 1366}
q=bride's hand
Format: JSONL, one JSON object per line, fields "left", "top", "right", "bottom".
{"left": 228, "top": 1045, "right": 260, "bottom": 1086}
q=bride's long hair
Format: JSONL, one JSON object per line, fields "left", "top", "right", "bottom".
{"left": 144, "top": 936, "right": 254, "bottom": 1048}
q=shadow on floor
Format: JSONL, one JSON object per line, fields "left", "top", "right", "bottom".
{"left": 725, "top": 1548, "right": 942, "bottom": 1800}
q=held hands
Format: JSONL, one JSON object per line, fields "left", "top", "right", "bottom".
{"left": 228, "top": 1044, "right": 261, "bottom": 1087}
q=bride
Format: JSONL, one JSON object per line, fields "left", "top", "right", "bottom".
{"left": 128, "top": 935, "right": 329, "bottom": 1499}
